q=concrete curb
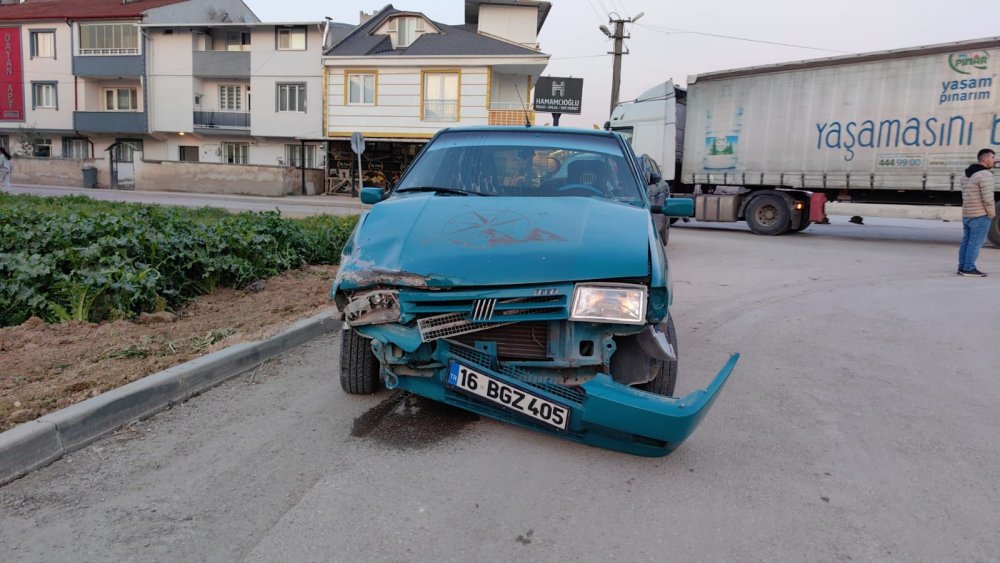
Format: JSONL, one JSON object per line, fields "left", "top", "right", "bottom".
{"left": 0, "top": 311, "right": 342, "bottom": 487}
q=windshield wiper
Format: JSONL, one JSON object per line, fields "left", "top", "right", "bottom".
{"left": 395, "top": 186, "right": 489, "bottom": 196}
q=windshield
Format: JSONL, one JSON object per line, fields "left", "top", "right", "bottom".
{"left": 394, "top": 131, "right": 644, "bottom": 201}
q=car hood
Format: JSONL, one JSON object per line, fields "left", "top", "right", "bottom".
{"left": 337, "top": 194, "right": 651, "bottom": 289}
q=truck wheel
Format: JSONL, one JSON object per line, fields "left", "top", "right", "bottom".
{"left": 339, "top": 328, "right": 381, "bottom": 394}
{"left": 637, "top": 316, "right": 678, "bottom": 397}
{"left": 989, "top": 207, "right": 1000, "bottom": 247}
{"left": 745, "top": 194, "right": 792, "bottom": 235}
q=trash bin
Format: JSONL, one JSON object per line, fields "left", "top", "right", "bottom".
{"left": 82, "top": 166, "right": 98, "bottom": 189}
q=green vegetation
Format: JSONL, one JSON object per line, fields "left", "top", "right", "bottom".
{"left": 0, "top": 194, "right": 357, "bottom": 327}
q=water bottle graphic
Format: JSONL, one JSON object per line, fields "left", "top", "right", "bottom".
{"left": 703, "top": 107, "right": 743, "bottom": 170}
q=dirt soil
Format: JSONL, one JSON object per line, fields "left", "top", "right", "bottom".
{"left": 0, "top": 265, "right": 339, "bottom": 432}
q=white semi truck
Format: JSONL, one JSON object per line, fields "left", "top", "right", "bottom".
{"left": 609, "top": 36, "right": 1000, "bottom": 242}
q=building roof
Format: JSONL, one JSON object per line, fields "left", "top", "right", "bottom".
{"left": 0, "top": 0, "right": 191, "bottom": 21}
{"left": 325, "top": 5, "right": 544, "bottom": 58}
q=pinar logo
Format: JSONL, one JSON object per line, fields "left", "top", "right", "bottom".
{"left": 949, "top": 50, "right": 989, "bottom": 74}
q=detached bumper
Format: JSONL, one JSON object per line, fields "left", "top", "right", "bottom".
{"left": 371, "top": 336, "right": 739, "bottom": 457}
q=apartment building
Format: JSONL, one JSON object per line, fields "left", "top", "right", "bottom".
{"left": 323, "top": 0, "right": 551, "bottom": 190}
{"left": 141, "top": 19, "right": 353, "bottom": 172}
{"left": 0, "top": 0, "right": 260, "bottom": 186}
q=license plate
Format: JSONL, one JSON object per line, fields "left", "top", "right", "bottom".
{"left": 448, "top": 362, "right": 570, "bottom": 431}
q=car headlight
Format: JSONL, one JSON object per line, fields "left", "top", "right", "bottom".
{"left": 569, "top": 283, "right": 647, "bottom": 325}
{"left": 342, "top": 290, "right": 400, "bottom": 326}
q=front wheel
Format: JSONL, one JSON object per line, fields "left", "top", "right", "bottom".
{"left": 637, "top": 316, "right": 678, "bottom": 397}
{"left": 745, "top": 194, "right": 792, "bottom": 235}
{"left": 339, "top": 328, "right": 381, "bottom": 394}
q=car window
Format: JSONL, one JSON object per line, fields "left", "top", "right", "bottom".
{"left": 394, "top": 131, "right": 644, "bottom": 201}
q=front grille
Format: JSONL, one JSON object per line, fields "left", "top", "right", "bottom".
{"left": 452, "top": 322, "right": 549, "bottom": 360}
{"left": 402, "top": 292, "right": 568, "bottom": 322}
{"left": 418, "top": 313, "right": 514, "bottom": 342}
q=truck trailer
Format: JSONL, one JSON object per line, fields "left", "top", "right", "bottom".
{"left": 609, "top": 36, "right": 1000, "bottom": 242}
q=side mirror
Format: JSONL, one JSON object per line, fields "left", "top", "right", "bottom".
{"left": 654, "top": 198, "right": 694, "bottom": 217}
{"left": 647, "top": 171, "right": 662, "bottom": 186}
{"left": 359, "top": 186, "right": 385, "bottom": 204}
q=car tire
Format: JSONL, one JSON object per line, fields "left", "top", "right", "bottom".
{"left": 637, "top": 315, "right": 678, "bottom": 397}
{"left": 339, "top": 328, "right": 381, "bottom": 394}
{"left": 988, "top": 205, "right": 1000, "bottom": 247}
{"left": 745, "top": 194, "right": 792, "bottom": 235}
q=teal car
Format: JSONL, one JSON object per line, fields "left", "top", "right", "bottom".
{"left": 331, "top": 127, "right": 738, "bottom": 456}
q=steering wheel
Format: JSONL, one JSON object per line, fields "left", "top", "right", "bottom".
{"left": 556, "top": 183, "right": 605, "bottom": 196}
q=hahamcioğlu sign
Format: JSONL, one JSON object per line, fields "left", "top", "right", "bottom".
{"left": 0, "top": 27, "right": 24, "bottom": 122}
{"left": 533, "top": 76, "right": 583, "bottom": 114}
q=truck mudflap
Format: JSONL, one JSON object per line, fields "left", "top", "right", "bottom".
{"left": 379, "top": 338, "right": 740, "bottom": 457}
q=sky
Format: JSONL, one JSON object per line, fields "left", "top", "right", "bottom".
{"left": 244, "top": 0, "right": 999, "bottom": 128}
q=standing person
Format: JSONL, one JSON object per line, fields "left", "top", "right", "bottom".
{"left": 957, "top": 148, "right": 997, "bottom": 277}
{"left": 0, "top": 146, "right": 11, "bottom": 193}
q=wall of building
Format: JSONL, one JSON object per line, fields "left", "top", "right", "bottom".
{"left": 326, "top": 64, "right": 489, "bottom": 137}
{"left": 147, "top": 29, "right": 195, "bottom": 133}
{"left": 9, "top": 155, "right": 107, "bottom": 187}
{"left": 20, "top": 24, "right": 74, "bottom": 131}
{"left": 477, "top": 5, "right": 538, "bottom": 47}
{"left": 135, "top": 159, "right": 322, "bottom": 196}
{"left": 9, "top": 154, "right": 323, "bottom": 196}
{"left": 250, "top": 25, "right": 325, "bottom": 138}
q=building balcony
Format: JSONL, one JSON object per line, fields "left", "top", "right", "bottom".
{"left": 193, "top": 110, "right": 251, "bottom": 133}
{"left": 73, "top": 111, "right": 148, "bottom": 134}
{"left": 73, "top": 55, "right": 143, "bottom": 78}
{"left": 193, "top": 51, "right": 251, "bottom": 78}
{"left": 488, "top": 103, "right": 536, "bottom": 126}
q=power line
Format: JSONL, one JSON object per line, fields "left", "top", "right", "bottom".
{"left": 635, "top": 23, "right": 846, "bottom": 53}
{"left": 585, "top": 0, "right": 605, "bottom": 25}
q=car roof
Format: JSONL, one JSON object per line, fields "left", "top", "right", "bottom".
{"left": 437, "top": 126, "right": 618, "bottom": 139}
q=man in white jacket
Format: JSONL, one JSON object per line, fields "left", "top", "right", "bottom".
{"left": 957, "top": 148, "right": 997, "bottom": 277}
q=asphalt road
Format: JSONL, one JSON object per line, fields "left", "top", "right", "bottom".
{"left": 2, "top": 220, "right": 998, "bottom": 561}
{"left": 7, "top": 184, "right": 364, "bottom": 217}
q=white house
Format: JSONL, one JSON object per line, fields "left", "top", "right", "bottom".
{"left": 322, "top": 1, "right": 551, "bottom": 190}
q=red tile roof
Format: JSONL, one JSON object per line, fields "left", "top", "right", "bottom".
{"left": 0, "top": 0, "right": 191, "bottom": 21}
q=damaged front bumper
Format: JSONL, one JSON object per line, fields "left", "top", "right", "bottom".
{"left": 358, "top": 327, "right": 739, "bottom": 457}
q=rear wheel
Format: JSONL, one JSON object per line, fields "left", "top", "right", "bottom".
{"left": 339, "top": 328, "right": 381, "bottom": 394}
{"left": 988, "top": 205, "right": 1000, "bottom": 247}
{"left": 745, "top": 194, "right": 792, "bottom": 235}
{"left": 637, "top": 315, "right": 678, "bottom": 397}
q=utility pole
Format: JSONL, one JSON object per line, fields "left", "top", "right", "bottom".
{"left": 601, "top": 12, "right": 644, "bottom": 118}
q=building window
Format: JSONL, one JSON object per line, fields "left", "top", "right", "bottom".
{"left": 224, "top": 31, "right": 251, "bottom": 51}
{"left": 222, "top": 142, "right": 248, "bottom": 164}
{"left": 78, "top": 23, "right": 140, "bottom": 55}
{"left": 62, "top": 137, "right": 89, "bottom": 159}
{"left": 34, "top": 138, "right": 53, "bottom": 158}
{"left": 0, "top": 135, "right": 8, "bottom": 150}
{"left": 285, "top": 144, "right": 317, "bottom": 168}
{"left": 103, "top": 87, "right": 138, "bottom": 111}
{"left": 30, "top": 30, "right": 55, "bottom": 59}
{"left": 32, "top": 82, "right": 57, "bottom": 109}
{"left": 422, "top": 71, "right": 459, "bottom": 121}
{"left": 395, "top": 17, "right": 423, "bottom": 48}
{"left": 347, "top": 72, "right": 376, "bottom": 105}
{"left": 276, "top": 83, "right": 306, "bottom": 112}
{"left": 276, "top": 27, "right": 306, "bottom": 51}
{"left": 219, "top": 85, "right": 244, "bottom": 111}
{"left": 179, "top": 146, "right": 199, "bottom": 162}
